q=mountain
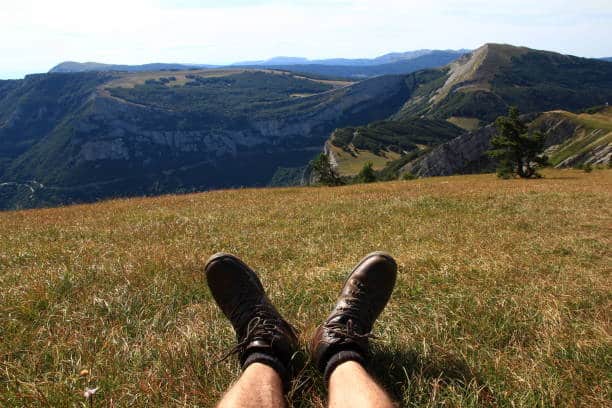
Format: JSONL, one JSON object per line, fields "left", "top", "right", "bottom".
{"left": 49, "top": 61, "right": 215, "bottom": 73}
{"left": 233, "top": 49, "right": 469, "bottom": 67}
{"left": 601, "top": 57, "right": 612, "bottom": 62}
{"left": 4, "top": 43, "right": 612, "bottom": 209}
{"left": 241, "top": 51, "right": 466, "bottom": 79}
{"left": 0, "top": 69, "right": 414, "bottom": 209}
{"left": 326, "top": 44, "right": 612, "bottom": 176}
{"left": 233, "top": 56, "right": 312, "bottom": 66}
{"left": 50, "top": 50, "right": 468, "bottom": 79}
{"left": 394, "top": 43, "right": 612, "bottom": 123}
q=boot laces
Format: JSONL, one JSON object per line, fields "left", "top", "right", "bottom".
{"left": 325, "top": 281, "right": 377, "bottom": 341}
{"left": 220, "top": 306, "right": 297, "bottom": 362}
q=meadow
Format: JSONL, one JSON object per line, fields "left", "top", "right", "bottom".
{"left": 0, "top": 169, "right": 610, "bottom": 407}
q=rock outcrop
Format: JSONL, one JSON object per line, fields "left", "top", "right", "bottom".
{"left": 402, "top": 110, "right": 611, "bottom": 178}
{"left": 401, "top": 126, "right": 496, "bottom": 177}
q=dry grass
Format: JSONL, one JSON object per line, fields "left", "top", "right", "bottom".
{"left": 1, "top": 169, "right": 610, "bottom": 407}
{"left": 102, "top": 69, "right": 246, "bottom": 89}
{"left": 544, "top": 109, "right": 612, "bottom": 166}
{"left": 447, "top": 117, "right": 481, "bottom": 131}
{"left": 328, "top": 143, "right": 401, "bottom": 176}
{"left": 102, "top": 69, "right": 352, "bottom": 90}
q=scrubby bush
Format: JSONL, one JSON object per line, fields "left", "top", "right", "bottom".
{"left": 357, "top": 161, "right": 376, "bottom": 183}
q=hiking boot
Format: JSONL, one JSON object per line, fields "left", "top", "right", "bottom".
{"left": 310, "top": 252, "right": 397, "bottom": 382}
{"left": 205, "top": 253, "right": 298, "bottom": 389}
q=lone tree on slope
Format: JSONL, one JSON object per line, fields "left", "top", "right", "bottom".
{"left": 310, "top": 153, "right": 344, "bottom": 186}
{"left": 488, "top": 107, "right": 548, "bottom": 178}
{"left": 358, "top": 161, "right": 377, "bottom": 183}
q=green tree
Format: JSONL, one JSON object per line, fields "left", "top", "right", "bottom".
{"left": 310, "top": 153, "right": 343, "bottom": 186}
{"left": 402, "top": 171, "right": 416, "bottom": 180}
{"left": 488, "top": 107, "right": 548, "bottom": 178}
{"left": 357, "top": 161, "right": 377, "bottom": 183}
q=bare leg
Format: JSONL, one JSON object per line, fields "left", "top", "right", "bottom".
{"left": 217, "top": 363, "right": 286, "bottom": 408}
{"left": 328, "top": 361, "right": 394, "bottom": 408}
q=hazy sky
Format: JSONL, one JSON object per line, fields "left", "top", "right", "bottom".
{"left": 1, "top": 0, "right": 611, "bottom": 79}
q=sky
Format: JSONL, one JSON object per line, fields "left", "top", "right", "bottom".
{"left": 1, "top": 0, "right": 611, "bottom": 79}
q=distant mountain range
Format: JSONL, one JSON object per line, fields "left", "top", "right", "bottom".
{"left": 49, "top": 49, "right": 469, "bottom": 79}
{"left": 602, "top": 57, "right": 612, "bottom": 62}
{"left": 231, "top": 49, "right": 470, "bottom": 66}
{"left": 235, "top": 51, "right": 466, "bottom": 79}
{"left": 2, "top": 43, "right": 612, "bottom": 209}
{"left": 49, "top": 62, "right": 216, "bottom": 73}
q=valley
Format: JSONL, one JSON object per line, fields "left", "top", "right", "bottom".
{"left": 1, "top": 43, "right": 612, "bottom": 209}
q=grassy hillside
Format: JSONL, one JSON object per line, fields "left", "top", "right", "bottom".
{"left": 107, "top": 71, "right": 337, "bottom": 116}
{"left": 326, "top": 142, "right": 402, "bottom": 176}
{"left": 1, "top": 169, "right": 610, "bottom": 407}
{"left": 328, "top": 118, "right": 462, "bottom": 176}
{"left": 534, "top": 107, "right": 612, "bottom": 167}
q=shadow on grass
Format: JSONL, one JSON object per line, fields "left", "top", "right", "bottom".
{"left": 287, "top": 346, "right": 496, "bottom": 406}
{"left": 368, "top": 345, "right": 495, "bottom": 405}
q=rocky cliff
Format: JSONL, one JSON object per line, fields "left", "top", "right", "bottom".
{"left": 0, "top": 70, "right": 414, "bottom": 209}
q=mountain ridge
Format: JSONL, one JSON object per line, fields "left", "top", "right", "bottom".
{"left": 49, "top": 51, "right": 468, "bottom": 80}
{"left": 326, "top": 43, "right": 612, "bottom": 176}
{"left": 232, "top": 49, "right": 470, "bottom": 66}
{"left": 50, "top": 49, "right": 470, "bottom": 73}
{"left": 3, "top": 43, "right": 612, "bottom": 209}
{"left": 49, "top": 61, "right": 216, "bottom": 73}
{"left": 394, "top": 43, "right": 612, "bottom": 122}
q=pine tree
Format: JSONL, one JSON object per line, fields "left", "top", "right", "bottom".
{"left": 357, "top": 161, "right": 377, "bottom": 183}
{"left": 310, "top": 153, "right": 343, "bottom": 186}
{"left": 488, "top": 107, "right": 548, "bottom": 178}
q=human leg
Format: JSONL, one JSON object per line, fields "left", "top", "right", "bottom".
{"left": 205, "top": 253, "right": 298, "bottom": 407}
{"left": 328, "top": 360, "right": 394, "bottom": 408}
{"left": 217, "top": 363, "right": 286, "bottom": 408}
{"left": 310, "top": 252, "right": 397, "bottom": 407}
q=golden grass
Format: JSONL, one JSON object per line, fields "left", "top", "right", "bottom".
{"left": 102, "top": 69, "right": 352, "bottom": 90}
{"left": 447, "top": 116, "right": 481, "bottom": 131}
{"left": 1, "top": 169, "right": 610, "bottom": 407}
{"left": 102, "top": 69, "right": 246, "bottom": 89}
{"left": 568, "top": 107, "right": 612, "bottom": 130}
{"left": 329, "top": 143, "right": 401, "bottom": 176}
{"left": 290, "top": 75, "right": 354, "bottom": 88}
{"left": 545, "top": 109, "right": 612, "bottom": 166}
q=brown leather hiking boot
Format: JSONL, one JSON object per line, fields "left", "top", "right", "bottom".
{"left": 310, "top": 252, "right": 397, "bottom": 382}
{"left": 205, "top": 253, "right": 298, "bottom": 388}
